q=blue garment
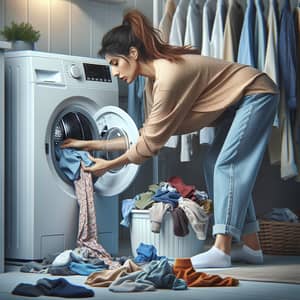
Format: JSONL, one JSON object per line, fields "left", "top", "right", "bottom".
{"left": 254, "top": 0, "right": 267, "bottom": 71}
{"left": 237, "top": 0, "right": 256, "bottom": 66}
{"left": 55, "top": 147, "right": 94, "bottom": 181}
{"left": 120, "top": 198, "right": 136, "bottom": 227}
{"left": 128, "top": 76, "right": 145, "bottom": 128}
{"left": 69, "top": 261, "right": 107, "bottom": 276}
{"left": 263, "top": 0, "right": 280, "bottom": 129}
{"left": 136, "top": 258, "right": 187, "bottom": 290}
{"left": 134, "top": 243, "right": 165, "bottom": 263}
{"left": 279, "top": 0, "right": 297, "bottom": 111}
{"left": 109, "top": 258, "right": 187, "bottom": 292}
{"left": 152, "top": 188, "right": 180, "bottom": 207}
{"left": 203, "top": 93, "right": 279, "bottom": 241}
{"left": 12, "top": 278, "right": 94, "bottom": 297}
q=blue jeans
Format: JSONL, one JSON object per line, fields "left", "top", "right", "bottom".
{"left": 203, "top": 93, "right": 279, "bottom": 241}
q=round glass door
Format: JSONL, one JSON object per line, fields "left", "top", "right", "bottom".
{"left": 47, "top": 105, "right": 140, "bottom": 197}
{"left": 99, "top": 127, "right": 129, "bottom": 173}
{"left": 93, "top": 106, "right": 140, "bottom": 196}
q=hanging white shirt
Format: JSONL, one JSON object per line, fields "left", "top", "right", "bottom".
{"left": 158, "top": 0, "right": 177, "bottom": 43}
{"left": 223, "top": 0, "right": 243, "bottom": 62}
{"left": 180, "top": 0, "right": 205, "bottom": 162}
{"left": 264, "top": 0, "right": 281, "bottom": 165}
{"left": 199, "top": 0, "right": 217, "bottom": 146}
{"left": 165, "top": 0, "right": 189, "bottom": 151}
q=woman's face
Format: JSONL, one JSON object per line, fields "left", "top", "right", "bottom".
{"left": 105, "top": 50, "right": 139, "bottom": 84}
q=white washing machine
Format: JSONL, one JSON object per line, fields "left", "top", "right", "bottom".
{"left": 5, "top": 51, "right": 139, "bottom": 261}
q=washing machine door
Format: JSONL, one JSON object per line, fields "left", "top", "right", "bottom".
{"left": 93, "top": 106, "right": 140, "bottom": 196}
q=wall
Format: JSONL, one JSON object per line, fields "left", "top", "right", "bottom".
{"left": 0, "top": 0, "right": 153, "bottom": 57}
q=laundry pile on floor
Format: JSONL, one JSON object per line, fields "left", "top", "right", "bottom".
{"left": 85, "top": 256, "right": 239, "bottom": 291}
{"left": 13, "top": 248, "right": 239, "bottom": 297}
{"left": 19, "top": 247, "right": 112, "bottom": 276}
{"left": 121, "top": 176, "right": 213, "bottom": 239}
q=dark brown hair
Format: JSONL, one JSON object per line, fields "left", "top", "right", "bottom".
{"left": 99, "top": 10, "right": 199, "bottom": 62}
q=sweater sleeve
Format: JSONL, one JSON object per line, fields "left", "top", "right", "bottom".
{"left": 126, "top": 81, "right": 200, "bottom": 164}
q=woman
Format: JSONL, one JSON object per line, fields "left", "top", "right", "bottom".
{"left": 62, "top": 10, "right": 278, "bottom": 268}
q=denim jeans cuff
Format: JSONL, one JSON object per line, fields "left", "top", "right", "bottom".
{"left": 242, "top": 220, "right": 260, "bottom": 236}
{"left": 212, "top": 224, "right": 241, "bottom": 242}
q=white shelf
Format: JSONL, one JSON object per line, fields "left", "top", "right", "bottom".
{"left": 0, "top": 41, "right": 11, "bottom": 50}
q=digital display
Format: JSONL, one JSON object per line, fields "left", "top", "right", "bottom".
{"left": 83, "top": 63, "right": 112, "bottom": 82}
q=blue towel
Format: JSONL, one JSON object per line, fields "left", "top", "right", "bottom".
{"left": 55, "top": 147, "right": 94, "bottom": 181}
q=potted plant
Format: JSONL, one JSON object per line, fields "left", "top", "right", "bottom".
{"left": 0, "top": 21, "right": 40, "bottom": 50}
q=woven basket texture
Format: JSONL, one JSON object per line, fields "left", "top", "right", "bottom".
{"left": 258, "top": 220, "right": 300, "bottom": 256}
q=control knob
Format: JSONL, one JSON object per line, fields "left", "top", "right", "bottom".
{"left": 69, "top": 64, "right": 82, "bottom": 79}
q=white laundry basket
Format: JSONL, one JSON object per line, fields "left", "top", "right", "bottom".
{"left": 130, "top": 209, "right": 206, "bottom": 259}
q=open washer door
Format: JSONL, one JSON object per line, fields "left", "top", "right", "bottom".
{"left": 93, "top": 106, "right": 140, "bottom": 196}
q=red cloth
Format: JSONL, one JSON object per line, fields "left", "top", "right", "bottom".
{"left": 168, "top": 176, "right": 196, "bottom": 200}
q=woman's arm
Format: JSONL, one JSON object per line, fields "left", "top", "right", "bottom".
{"left": 83, "top": 152, "right": 131, "bottom": 177}
{"left": 60, "top": 137, "right": 128, "bottom": 151}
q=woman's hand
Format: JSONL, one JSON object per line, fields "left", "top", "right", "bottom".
{"left": 83, "top": 152, "right": 131, "bottom": 177}
{"left": 82, "top": 154, "right": 111, "bottom": 177}
{"left": 60, "top": 138, "right": 91, "bottom": 150}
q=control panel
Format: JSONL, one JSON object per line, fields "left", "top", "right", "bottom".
{"left": 83, "top": 63, "right": 112, "bottom": 82}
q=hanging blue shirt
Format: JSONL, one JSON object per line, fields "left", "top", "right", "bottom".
{"left": 237, "top": 0, "right": 256, "bottom": 67}
{"left": 278, "top": 0, "right": 297, "bottom": 112}
{"left": 128, "top": 76, "right": 145, "bottom": 129}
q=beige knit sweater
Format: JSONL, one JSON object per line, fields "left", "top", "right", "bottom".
{"left": 127, "top": 54, "right": 278, "bottom": 164}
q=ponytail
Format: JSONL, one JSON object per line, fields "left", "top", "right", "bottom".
{"left": 99, "top": 10, "right": 199, "bottom": 62}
